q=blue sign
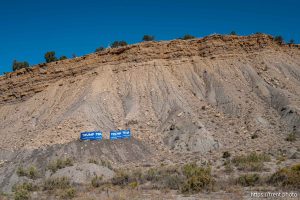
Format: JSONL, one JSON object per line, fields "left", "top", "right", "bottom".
{"left": 110, "top": 129, "right": 131, "bottom": 140}
{"left": 80, "top": 131, "right": 102, "bottom": 140}
{"left": 122, "top": 129, "right": 131, "bottom": 138}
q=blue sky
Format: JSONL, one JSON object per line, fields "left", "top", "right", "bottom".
{"left": 0, "top": 0, "right": 299, "bottom": 74}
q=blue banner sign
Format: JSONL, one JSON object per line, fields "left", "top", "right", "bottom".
{"left": 110, "top": 129, "right": 131, "bottom": 140}
{"left": 122, "top": 129, "right": 131, "bottom": 138}
{"left": 80, "top": 131, "right": 102, "bottom": 140}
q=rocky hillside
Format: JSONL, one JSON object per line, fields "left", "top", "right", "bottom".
{"left": 0, "top": 33, "right": 300, "bottom": 199}
{"left": 0, "top": 34, "right": 299, "bottom": 153}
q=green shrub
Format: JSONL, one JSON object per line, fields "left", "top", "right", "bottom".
{"left": 95, "top": 47, "right": 105, "bottom": 52}
{"left": 60, "top": 187, "right": 76, "bottom": 199}
{"left": 142, "top": 35, "right": 155, "bottom": 41}
{"left": 286, "top": 133, "right": 296, "bottom": 142}
{"left": 181, "top": 163, "right": 214, "bottom": 193}
{"left": 111, "top": 171, "right": 130, "bottom": 186}
{"left": 43, "top": 177, "right": 71, "bottom": 190}
{"left": 274, "top": 36, "right": 284, "bottom": 45}
{"left": 222, "top": 151, "right": 231, "bottom": 158}
{"left": 12, "top": 182, "right": 38, "bottom": 200}
{"left": 268, "top": 163, "right": 300, "bottom": 189}
{"left": 144, "top": 168, "right": 159, "bottom": 182}
{"left": 16, "top": 166, "right": 38, "bottom": 179}
{"left": 88, "top": 158, "right": 98, "bottom": 165}
{"left": 232, "top": 152, "right": 270, "bottom": 171}
{"left": 181, "top": 34, "right": 195, "bottom": 40}
{"left": 100, "top": 159, "right": 113, "bottom": 170}
{"left": 12, "top": 183, "right": 38, "bottom": 193}
{"left": 12, "top": 60, "right": 30, "bottom": 71}
{"left": 91, "top": 175, "right": 103, "bottom": 188}
{"left": 0, "top": 191, "right": 9, "bottom": 198}
{"left": 107, "top": 164, "right": 214, "bottom": 193}
{"left": 236, "top": 174, "right": 260, "bottom": 186}
{"left": 16, "top": 167, "right": 27, "bottom": 177}
{"left": 111, "top": 41, "right": 127, "bottom": 48}
{"left": 59, "top": 56, "right": 67, "bottom": 60}
{"left": 143, "top": 166, "right": 184, "bottom": 189}
{"left": 163, "top": 174, "right": 183, "bottom": 190}
{"left": 14, "top": 189, "right": 29, "bottom": 200}
{"left": 224, "top": 160, "right": 234, "bottom": 173}
{"left": 129, "top": 181, "right": 138, "bottom": 189}
{"left": 48, "top": 158, "right": 73, "bottom": 173}
{"left": 230, "top": 31, "right": 237, "bottom": 35}
{"left": 28, "top": 166, "right": 38, "bottom": 179}
{"left": 44, "top": 51, "right": 58, "bottom": 63}
{"left": 288, "top": 39, "right": 295, "bottom": 45}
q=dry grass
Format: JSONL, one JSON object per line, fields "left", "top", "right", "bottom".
{"left": 47, "top": 158, "right": 73, "bottom": 173}
{"left": 12, "top": 182, "right": 39, "bottom": 200}
{"left": 268, "top": 163, "right": 300, "bottom": 189}
{"left": 232, "top": 152, "right": 270, "bottom": 171}
{"left": 16, "top": 166, "right": 39, "bottom": 179}
{"left": 43, "top": 176, "right": 71, "bottom": 190}
{"left": 236, "top": 174, "right": 260, "bottom": 186}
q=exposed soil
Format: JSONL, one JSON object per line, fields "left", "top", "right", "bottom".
{"left": 0, "top": 34, "right": 299, "bottom": 199}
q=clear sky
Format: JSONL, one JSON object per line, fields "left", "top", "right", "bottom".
{"left": 0, "top": 0, "right": 299, "bottom": 74}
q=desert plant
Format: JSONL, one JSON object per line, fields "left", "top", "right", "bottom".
{"left": 286, "top": 133, "right": 296, "bottom": 142}
{"left": 16, "top": 167, "right": 27, "bottom": 177}
{"left": 181, "top": 163, "right": 214, "bottom": 193}
{"left": 43, "top": 177, "right": 71, "bottom": 190}
{"left": 181, "top": 34, "right": 195, "bottom": 40}
{"left": 44, "top": 51, "right": 57, "bottom": 63}
{"left": 111, "top": 170, "right": 130, "bottom": 186}
{"left": 143, "top": 166, "right": 184, "bottom": 189}
{"left": 27, "top": 166, "right": 38, "bottom": 179}
{"left": 232, "top": 152, "right": 270, "bottom": 171}
{"left": 12, "top": 183, "right": 38, "bottom": 193}
{"left": 163, "top": 174, "right": 183, "bottom": 190}
{"left": 47, "top": 158, "right": 73, "bottom": 173}
{"left": 142, "top": 35, "right": 155, "bottom": 41}
{"left": 12, "top": 60, "right": 30, "bottom": 71}
{"left": 222, "top": 151, "right": 231, "bottom": 159}
{"left": 144, "top": 168, "right": 159, "bottom": 182}
{"left": 16, "top": 166, "right": 38, "bottom": 179}
{"left": 230, "top": 31, "right": 237, "bottom": 35}
{"left": 60, "top": 187, "right": 76, "bottom": 199}
{"left": 268, "top": 163, "right": 300, "bottom": 189}
{"left": 274, "top": 36, "right": 284, "bottom": 45}
{"left": 100, "top": 159, "right": 113, "bottom": 170}
{"left": 288, "top": 39, "right": 295, "bottom": 45}
{"left": 111, "top": 41, "right": 127, "bottom": 48}
{"left": 224, "top": 160, "right": 234, "bottom": 173}
{"left": 129, "top": 181, "right": 138, "bottom": 189}
{"left": 91, "top": 175, "right": 103, "bottom": 187}
{"left": 59, "top": 56, "right": 67, "bottom": 60}
{"left": 0, "top": 191, "right": 9, "bottom": 198}
{"left": 88, "top": 158, "right": 98, "bottom": 165}
{"left": 12, "top": 182, "right": 38, "bottom": 200}
{"left": 95, "top": 47, "right": 105, "bottom": 52}
{"left": 236, "top": 174, "right": 260, "bottom": 186}
{"left": 14, "top": 188, "right": 29, "bottom": 200}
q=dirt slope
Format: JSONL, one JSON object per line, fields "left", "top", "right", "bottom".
{"left": 0, "top": 138, "right": 152, "bottom": 192}
{"left": 0, "top": 33, "right": 300, "bottom": 198}
{"left": 0, "top": 34, "right": 299, "bottom": 154}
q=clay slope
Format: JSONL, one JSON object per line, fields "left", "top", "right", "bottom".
{"left": 0, "top": 34, "right": 299, "bottom": 156}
